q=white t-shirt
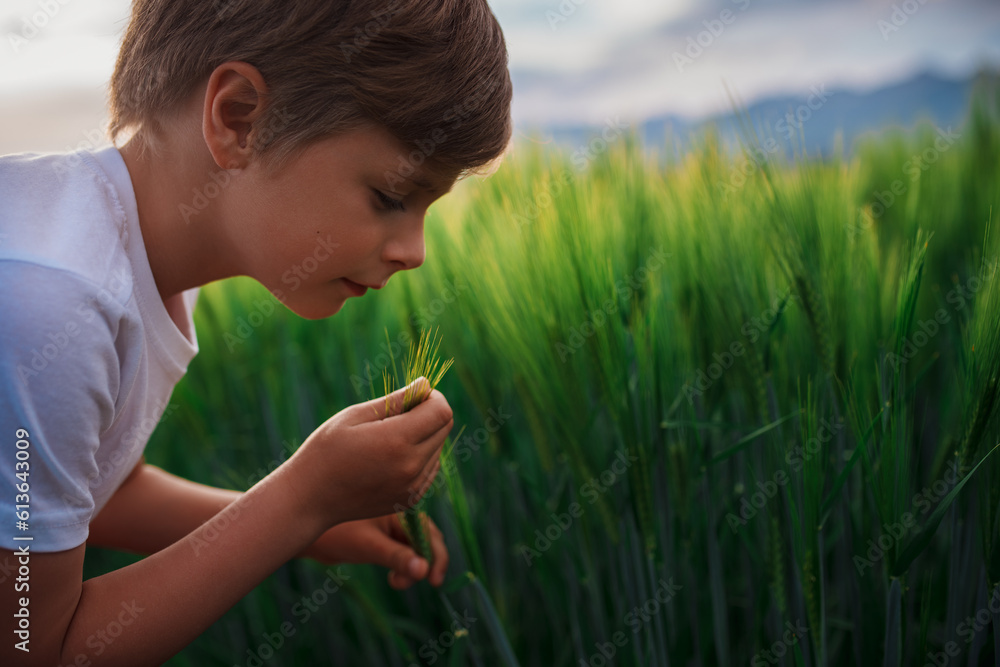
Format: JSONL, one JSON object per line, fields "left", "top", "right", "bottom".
{"left": 0, "top": 145, "right": 199, "bottom": 553}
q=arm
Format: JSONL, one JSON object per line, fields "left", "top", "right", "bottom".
{"left": 3, "top": 462, "right": 318, "bottom": 667}
{"left": 87, "top": 458, "right": 241, "bottom": 555}
{"left": 1, "top": 382, "right": 452, "bottom": 666}
{"left": 89, "top": 457, "right": 450, "bottom": 588}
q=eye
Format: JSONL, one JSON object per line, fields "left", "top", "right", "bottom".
{"left": 374, "top": 189, "right": 406, "bottom": 213}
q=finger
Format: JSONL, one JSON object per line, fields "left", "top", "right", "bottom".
{"left": 426, "top": 519, "right": 449, "bottom": 587}
{"left": 390, "top": 389, "right": 454, "bottom": 444}
{"left": 388, "top": 568, "right": 417, "bottom": 590}
{"left": 409, "top": 457, "right": 442, "bottom": 501}
{"left": 388, "top": 512, "right": 410, "bottom": 542}
{"left": 410, "top": 413, "right": 454, "bottom": 467}
{"left": 398, "top": 417, "right": 450, "bottom": 501}
{"left": 354, "top": 377, "right": 432, "bottom": 422}
{"left": 387, "top": 544, "right": 428, "bottom": 590}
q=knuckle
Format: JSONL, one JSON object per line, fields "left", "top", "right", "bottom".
{"left": 383, "top": 431, "right": 406, "bottom": 452}
{"left": 434, "top": 402, "right": 454, "bottom": 426}
{"left": 401, "top": 459, "right": 422, "bottom": 480}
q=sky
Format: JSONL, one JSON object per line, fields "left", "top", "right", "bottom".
{"left": 0, "top": 0, "right": 998, "bottom": 148}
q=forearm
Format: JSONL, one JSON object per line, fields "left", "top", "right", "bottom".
{"left": 89, "top": 461, "right": 329, "bottom": 561}
{"left": 63, "top": 467, "right": 325, "bottom": 666}
{"left": 88, "top": 462, "right": 242, "bottom": 554}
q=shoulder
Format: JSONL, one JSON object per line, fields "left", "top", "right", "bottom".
{"left": 0, "top": 262, "right": 127, "bottom": 419}
{"left": 0, "top": 147, "right": 133, "bottom": 287}
{"left": 0, "top": 264, "right": 126, "bottom": 552}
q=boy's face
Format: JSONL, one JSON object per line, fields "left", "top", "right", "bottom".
{"left": 224, "top": 124, "right": 455, "bottom": 319}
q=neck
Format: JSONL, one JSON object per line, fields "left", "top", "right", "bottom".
{"left": 119, "top": 137, "right": 240, "bottom": 301}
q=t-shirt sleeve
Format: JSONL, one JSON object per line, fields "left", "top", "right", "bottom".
{"left": 0, "top": 261, "right": 124, "bottom": 553}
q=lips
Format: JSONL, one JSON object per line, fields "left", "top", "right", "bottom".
{"left": 341, "top": 278, "right": 369, "bottom": 296}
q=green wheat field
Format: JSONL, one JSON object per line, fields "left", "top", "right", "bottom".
{"left": 85, "top": 87, "right": 1000, "bottom": 666}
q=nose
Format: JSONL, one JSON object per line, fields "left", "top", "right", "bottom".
{"left": 383, "top": 213, "right": 426, "bottom": 271}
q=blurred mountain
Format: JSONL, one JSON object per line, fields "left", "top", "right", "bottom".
{"left": 536, "top": 69, "right": 998, "bottom": 157}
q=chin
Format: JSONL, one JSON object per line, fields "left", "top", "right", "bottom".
{"left": 281, "top": 297, "right": 346, "bottom": 320}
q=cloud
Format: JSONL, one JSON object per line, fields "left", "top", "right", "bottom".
{"left": 0, "top": 0, "right": 997, "bottom": 130}
{"left": 504, "top": 0, "right": 1000, "bottom": 125}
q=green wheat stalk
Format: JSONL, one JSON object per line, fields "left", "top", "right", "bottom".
{"left": 375, "top": 327, "right": 454, "bottom": 567}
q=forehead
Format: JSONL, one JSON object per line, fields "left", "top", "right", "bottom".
{"left": 282, "top": 124, "right": 457, "bottom": 196}
{"left": 348, "top": 123, "right": 458, "bottom": 195}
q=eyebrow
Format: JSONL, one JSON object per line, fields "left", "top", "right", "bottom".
{"left": 407, "top": 173, "right": 454, "bottom": 196}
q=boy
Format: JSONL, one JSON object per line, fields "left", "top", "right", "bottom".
{"left": 0, "top": 0, "right": 512, "bottom": 664}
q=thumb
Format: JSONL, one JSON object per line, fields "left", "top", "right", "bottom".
{"left": 356, "top": 376, "right": 431, "bottom": 421}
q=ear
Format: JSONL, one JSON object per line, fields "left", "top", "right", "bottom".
{"left": 202, "top": 61, "right": 269, "bottom": 170}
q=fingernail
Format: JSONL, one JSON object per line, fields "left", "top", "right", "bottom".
{"left": 408, "top": 557, "right": 422, "bottom": 577}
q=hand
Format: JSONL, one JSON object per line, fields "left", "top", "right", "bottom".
{"left": 280, "top": 377, "right": 454, "bottom": 530}
{"left": 303, "top": 514, "right": 449, "bottom": 589}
